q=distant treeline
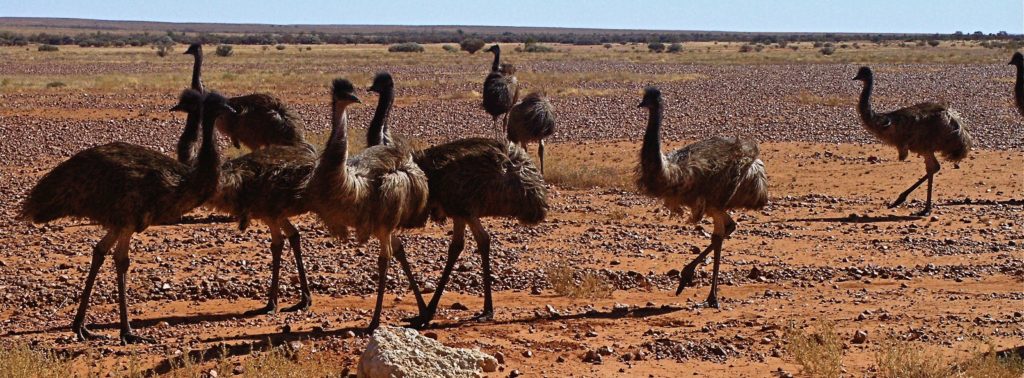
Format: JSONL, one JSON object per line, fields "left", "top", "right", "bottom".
{"left": 1, "top": 29, "right": 1020, "bottom": 47}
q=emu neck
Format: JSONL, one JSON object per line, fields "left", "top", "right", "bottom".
{"left": 193, "top": 109, "right": 221, "bottom": 198}
{"left": 319, "top": 103, "right": 349, "bottom": 183}
{"left": 190, "top": 51, "right": 204, "bottom": 92}
{"left": 490, "top": 49, "right": 500, "bottom": 72}
{"left": 175, "top": 110, "right": 201, "bottom": 165}
{"left": 857, "top": 77, "right": 876, "bottom": 127}
{"left": 1015, "top": 64, "right": 1024, "bottom": 114}
{"left": 367, "top": 87, "right": 394, "bottom": 147}
{"left": 640, "top": 103, "right": 664, "bottom": 175}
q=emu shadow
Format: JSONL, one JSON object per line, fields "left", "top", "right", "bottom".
{"left": 785, "top": 214, "right": 922, "bottom": 223}
{"left": 942, "top": 198, "right": 1024, "bottom": 207}
{"left": 13, "top": 310, "right": 260, "bottom": 336}
{"left": 421, "top": 305, "right": 684, "bottom": 331}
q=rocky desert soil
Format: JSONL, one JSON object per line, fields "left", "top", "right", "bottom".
{"left": 0, "top": 44, "right": 1021, "bottom": 377}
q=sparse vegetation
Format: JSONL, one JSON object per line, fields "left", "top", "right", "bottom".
{"left": 667, "top": 42, "right": 683, "bottom": 53}
{"left": 0, "top": 342, "right": 71, "bottom": 378}
{"left": 927, "top": 40, "right": 941, "bottom": 47}
{"left": 215, "top": 44, "right": 233, "bottom": 57}
{"left": 388, "top": 42, "right": 425, "bottom": 52}
{"left": 155, "top": 36, "right": 174, "bottom": 57}
{"left": 521, "top": 41, "right": 555, "bottom": 53}
{"left": 442, "top": 44, "right": 458, "bottom": 52}
{"left": 819, "top": 46, "right": 836, "bottom": 55}
{"left": 546, "top": 263, "right": 614, "bottom": 299}
{"left": 37, "top": 44, "right": 58, "bottom": 52}
{"left": 460, "top": 38, "right": 485, "bottom": 54}
{"left": 275, "top": 44, "right": 286, "bottom": 51}
{"left": 875, "top": 339, "right": 1024, "bottom": 378}
{"left": 45, "top": 81, "right": 66, "bottom": 88}
{"left": 647, "top": 42, "right": 666, "bottom": 53}
{"left": 785, "top": 321, "right": 844, "bottom": 378}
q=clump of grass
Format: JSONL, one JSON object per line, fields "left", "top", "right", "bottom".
{"left": 241, "top": 343, "right": 345, "bottom": 377}
{"left": 546, "top": 263, "right": 614, "bottom": 299}
{"left": 37, "top": 44, "right": 59, "bottom": 52}
{"left": 542, "top": 156, "right": 627, "bottom": 189}
{"left": 956, "top": 345, "right": 1024, "bottom": 378}
{"left": 388, "top": 42, "right": 425, "bottom": 53}
{"left": 875, "top": 338, "right": 948, "bottom": 378}
{"left": 45, "top": 81, "right": 66, "bottom": 88}
{"left": 215, "top": 44, "right": 234, "bottom": 57}
{"left": 0, "top": 342, "right": 72, "bottom": 378}
{"left": 784, "top": 321, "right": 844, "bottom": 378}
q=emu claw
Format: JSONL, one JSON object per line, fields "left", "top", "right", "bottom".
{"left": 120, "top": 331, "right": 156, "bottom": 345}
{"left": 74, "top": 325, "right": 108, "bottom": 341}
{"left": 913, "top": 207, "right": 932, "bottom": 217}
{"left": 675, "top": 267, "right": 697, "bottom": 295}
{"left": 472, "top": 311, "right": 494, "bottom": 322}
{"left": 281, "top": 298, "right": 311, "bottom": 313}
{"left": 705, "top": 295, "right": 720, "bottom": 309}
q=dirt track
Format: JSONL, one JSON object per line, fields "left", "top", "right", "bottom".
{"left": 0, "top": 45, "right": 1022, "bottom": 376}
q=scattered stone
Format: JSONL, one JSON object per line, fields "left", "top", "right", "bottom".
{"left": 450, "top": 302, "right": 469, "bottom": 311}
{"left": 852, "top": 330, "right": 868, "bottom": 344}
{"left": 508, "top": 370, "right": 521, "bottom": 378}
{"left": 357, "top": 327, "right": 498, "bottom": 378}
{"left": 494, "top": 351, "right": 505, "bottom": 364}
{"left": 583, "top": 350, "right": 602, "bottom": 364}
{"left": 597, "top": 346, "right": 614, "bottom": 356}
{"left": 522, "top": 350, "right": 533, "bottom": 358}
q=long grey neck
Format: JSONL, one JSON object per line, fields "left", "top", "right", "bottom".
{"left": 320, "top": 103, "right": 349, "bottom": 178}
{"left": 1015, "top": 64, "right": 1024, "bottom": 115}
{"left": 367, "top": 87, "right": 394, "bottom": 147}
{"left": 191, "top": 50, "right": 204, "bottom": 92}
{"left": 858, "top": 77, "right": 875, "bottom": 126}
{"left": 176, "top": 110, "right": 201, "bottom": 165}
{"left": 640, "top": 102, "right": 664, "bottom": 173}
{"left": 491, "top": 48, "right": 500, "bottom": 72}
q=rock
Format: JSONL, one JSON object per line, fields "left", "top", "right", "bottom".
{"left": 232, "top": 365, "right": 245, "bottom": 375}
{"left": 357, "top": 326, "right": 498, "bottom": 378}
{"left": 208, "top": 369, "right": 218, "bottom": 378}
{"left": 522, "top": 350, "right": 533, "bottom": 358}
{"left": 342, "top": 330, "right": 356, "bottom": 339}
{"left": 582, "top": 350, "right": 602, "bottom": 363}
{"left": 288, "top": 341, "right": 303, "bottom": 351}
{"left": 851, "top": 330, "right": 868, "bottom": 344}
{"left": 508, "top": 370, "right": 521, "bottom": 378}
{"left": 597, "top": 346, "right": 614, "bottom": 356}
{"left": 585, "top": 330, "right": 598, "bottom": 337}
{"left": 494, "top": 351, "right": 505, "bottom": 364}
{"left": 450, "top": 302, "right": 469, "bottom": 311}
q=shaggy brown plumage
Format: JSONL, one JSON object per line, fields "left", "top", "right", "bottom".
{"left": 635, "top": 87, "right": 767, "bottom": 309}
{"left": 1011, "top": 52, "right": 1024, "bottom": 117}
{"left": 506, "top": 91, "right": 556, "bottom": 173}
{"left": 362, "top": 74, "right": 548, "bottom": 327}
{"left": 482, "top": 44, "right": 518, "bottom": 138}
{"left": 307, "top": 78, "right": 430, "bottom": 331}
{"left": 19, "top": 90, "right": 231, "bottom": 344}
{"left": 207, "top": 144, "right": 318, "bottom": 314}
{"left": 178, "top": 44, "right": 310, "bottom": 163}
{"left": 853, "top": 66, "right": 972, "bottom": 215}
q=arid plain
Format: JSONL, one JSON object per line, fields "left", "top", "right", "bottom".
{"left": 0, "top": 42, "right": 1022, "bottom": 376}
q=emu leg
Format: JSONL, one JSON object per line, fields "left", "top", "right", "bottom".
{"left": 705, "top": 210, "right": 735, "bottom": 309}
{"left": 915, "top": 155, "right": 941, "bottom": 216}
{"left": 246, "top": 223, "right": 284, "bottom": 315}
{"left": 468, "top": 218, "right": 494, "bottom": 321}
{"left": 391, "top": 236, "right": 426, "bottom": 314}
{"left": 539, "top": 139, "right": 546, "bottom": 175}
{"left": 675, "top": 237, "right": 719, "bottom": 295}
{"left": 281, "top": 220, "right": 312, "bottom": 313}
{"left": 72, "top": 230, "right": 117, "bottom": 341}
{"left": 889, "top": 174, "right": 929, "bottom": 209}
{"left": 367, "top": 236, "right": 392, "bottom": 332}
{"left": 113, "top": 234, "right": 153, "bottom": 344}
{"left": 406, "top": 219, "right": 466, "bottom": 328}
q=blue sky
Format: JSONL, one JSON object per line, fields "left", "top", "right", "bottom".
{"left": 2, "top": 0, "right": 1022, "bottom": 33}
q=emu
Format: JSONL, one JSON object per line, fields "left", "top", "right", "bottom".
{"left": 853, "top": 66, "right": 972, "bottom": 216}
{"left": 20, "top": 90, "right": 233, "bottom": 344}
{"left": 482, "top": 44, "right": 518, "bottom": 138}
{"left": 363, "top": 72, "right": 547, "bottom": 326}
{"left": 506, "top": 91, "right": 556, "bottom": 174}
{"left": 307, "top": 78, "right": 430, "bottom": 331}
{"left": 1010, "top": 52, "right": 1024, "bottom": 117}
{"left": 635, "top": 87, "right": 768, "bottom": 308}
{"left": 180, "top": 43, "right": 310, "bottom": 162}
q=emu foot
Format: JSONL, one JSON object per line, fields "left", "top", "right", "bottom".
{"left": 244, "top": 303, "right": 278, "bottom": 316}
{"left": 705, "top": 294, "right": 720, "bottom": 309}
{"left": 403, "top": 312, "right": 434, "bottom": 329}
{"left": 913, "top": 207, "right": 932, "bottom": 217}
{"left": 73, "top": 325, "right": 108, "bottom": 341}
{"left": 472, "top": 310, "right": 494, "bottom": 322}
{"left": 281, "top": 297, "right": 311, "bottom": 313}
{"left": 120, "top": 331, "right": 156, "bottom": 345}
{"left": 675, "top": 266, "right": 698, "bottom": 295}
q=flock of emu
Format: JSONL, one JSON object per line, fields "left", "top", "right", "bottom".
{"left": 17, "top": 44, "right": 1020, "bottom": 345}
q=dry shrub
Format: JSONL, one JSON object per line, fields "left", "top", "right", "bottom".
{"left": 955, "top": 346, "right": 1024, "bottom": 378}
{"left": 543, "top": 158, "right": 626, "bottom": 189}
{"left": 784, "top": 321, "right": 843, "bottom": 378}
{"left": 241, "top": 344, "right": 345, "bottom": 377}
{"left": 546, "top": 263, "right": 614, "bottom": 299}
{"left": 0, "top": 342, "right": 71, "bottom": 378}
{"left": 875, "top": 338, "right": 948, "bottom": 378}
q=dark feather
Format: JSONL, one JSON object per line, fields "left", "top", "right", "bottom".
{"left": 507, "top": 92, "right": 556, "bottom": 144}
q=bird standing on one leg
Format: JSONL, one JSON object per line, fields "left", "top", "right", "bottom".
{"left": 634, "top": 87, "right": 768, "bottom": 309}
{"left": 482, "top": 44, "right": 518, "bottom": 139}
{"left": 852, "top": 67, "right": 972, "bottom": 216}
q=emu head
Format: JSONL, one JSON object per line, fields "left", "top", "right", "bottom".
{"left": 638, "top": 87, "right": 662, "bottom": 109}
{"left": 169, "top": 89, "right": 205, "bottom": 113}
{"left": 184, "top": 43, "right": 202, "bottom": 56}
{"left": 368, "top": 72, "right": 394, "bottom": 94}
{"left": 332, "top": 78, "right": 361, "bottom": 110}
{"left": 1009, "top": 52, "right": 1023, "bottom": 66}
{"left": 485, "top": 44, "right": 500, "bottom": 54}
{"left": 852, "top": 66, "right": 873, "bottom": 81}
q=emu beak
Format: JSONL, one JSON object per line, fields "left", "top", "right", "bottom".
{"left": 224, "top": 104, "right": 237, "bottom": 114}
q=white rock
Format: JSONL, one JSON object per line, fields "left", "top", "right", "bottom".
{"left": 357, "top": 326, "right": 498, "bottom": 378}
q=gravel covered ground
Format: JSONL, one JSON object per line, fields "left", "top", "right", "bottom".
{"left": 0, "top": 44, "right": 1021, "bottom": 376}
